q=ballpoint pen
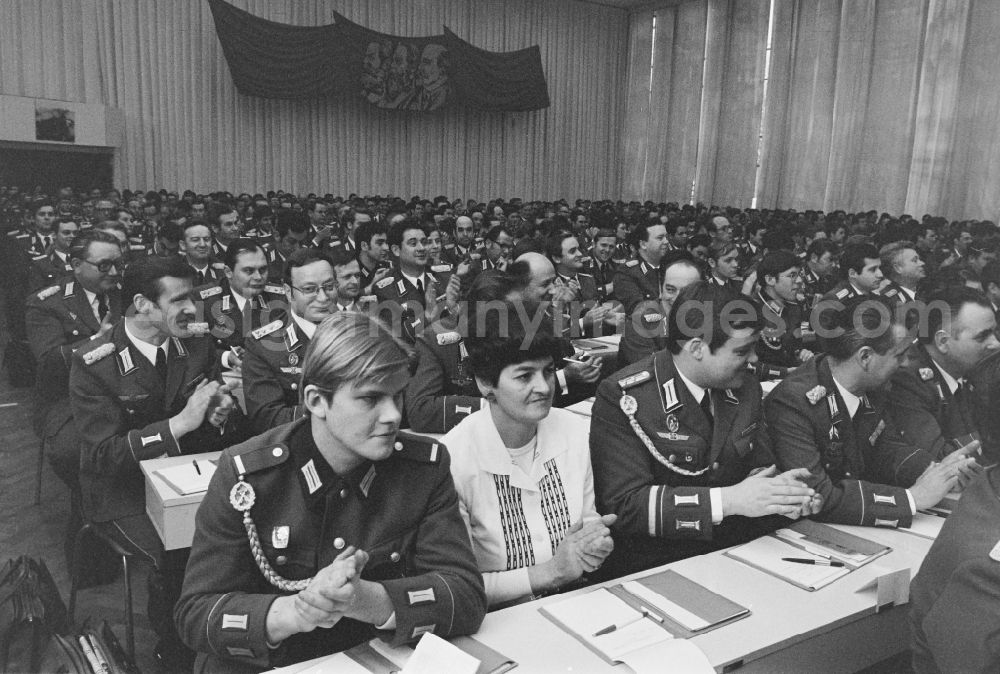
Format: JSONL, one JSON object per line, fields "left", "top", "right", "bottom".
{"left": 593, "top": 607, "right": 663, "bottom": 636}
{"left": 782, "top": 557, "right": 845, "bottom": 567}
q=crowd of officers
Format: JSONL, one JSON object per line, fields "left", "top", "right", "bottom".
{"left": 4, "top": 185, "right": 1000, "bottom": 672}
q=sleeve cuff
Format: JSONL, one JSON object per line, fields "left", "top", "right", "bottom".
{"left": 556, "top": 369, "right": 569, "bottom": 396}
{"left": 710, "top": 487, "right": 724, "bottom": 524}
{"left": 375, "top": 612, "right": 397, "bottom": 630}
{"left": 906, "top": 489, "right": 916, "bottom": 515}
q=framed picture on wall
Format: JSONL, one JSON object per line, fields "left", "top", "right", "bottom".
{"left": 35, "top": 105, "right": 75, "bottom": 143}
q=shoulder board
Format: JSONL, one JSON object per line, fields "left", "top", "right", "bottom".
{"left": 443, "top": 243, "right": 455, "bottom": 250}
{"left": 32, "top": 254, "right": 47, "bottom": 261}
{"left": 129, "top": 244, "right": 146, "bottom": 252}
{"left": 617, "top": 370, "right": 651, "bottom": 389}
{"left": 431, "top": 264, "right": 452, "bottom": 274}
{"left": 436, "top": 331, "right": 462, "bottom": 346}
{"left": 835, "top": 288, "right": 850, "bottom": 299}
{"left": 251, "top": 319, "right": 284, "bottom": 340}
{"left": 641, "top": 313, "right": 664, "bottom": 323}
{"left": 64, "top": 281, "right": 76, "bottom": 297}
{"left": 392, "top": 432, "right": 443, "bottom": 464}
{"left": 625, "top": 260, "right": 639, "bottom": 267}
{"left": 187, "top": 322, "right": 209, "bottom": 336}
{"left": 578, "top": 272, "right": 594, "bottom": 279}
{"left": 359, "top": 294, "right": 377, "bottom": 304}
{"left": 376, "top": 276, "right": 395, "bottom": 289}
{"left": 211, "top": 262, "right": 227, "bottom": 271}
{"left": 199, "top": 285, "right": 222, "bottom": 299}
{"left": 5, "top": 231, "right": 17, "bottom": 237}
{"left": 37, "top": 285, "right": 60, "bottom": 300}
{"left": 264, "top": 284, "right": 284, "bottom": 294}
{"left": 230, "top": 442, "right": 290, "bottom": 477}
{"left": 82, "top": 342, "right": 115, "bottom": 365}
{"left": 882, "top": 287, "right": 898, "bottom": 297}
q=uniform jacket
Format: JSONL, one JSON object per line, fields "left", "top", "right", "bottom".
{"left": 910, "top": 467, "right": 1000, "bottom": 674}
{"left": 968, "top": 351, "right": 1000, "bottom": 464}
{"left": 617, "top": 300, "right": 667, "bottom": 368}
{"left": 70, "top": 322, "right": 244, "bottom": 522}
{"left": 581, "top": 257, "right": 617, "bottom": 301}
{"left": 195, "top": 281, "right": 287, "bottom": 352}
{"left": 28, "top": 250, "right": 74, "bottom": 292}
{"left": 887, "top": 342, "right": 990, "bottom": 462}
{"left": 403, "top": 320, "right": 484, "bottom": 434}
{"left": 755, "top": 290, "right": 805, "bottom": 370}
{"left": 590, "top": 351, "right": 776, "bottom": 574}
{"left": 242, "top": 317, "right": 311, "bottom": 434}
{"left": 174, "top": 419, "right": 486, "bottom": 672}
{"left": 612, "top": 258, "right": 661, "bottom": 314}
{"left": 764, "top": 355, "right": 924, "bottom": 528}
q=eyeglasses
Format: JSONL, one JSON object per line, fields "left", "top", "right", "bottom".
{"left": 81, "top": 258, "right": 122, "bottom": 273}
{"left": 291, "top": 282, "right": 337, "bottom": 297}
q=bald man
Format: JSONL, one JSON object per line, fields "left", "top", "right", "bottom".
{"left": 442, "top": 216, "right": 476, "bottom": 266}
{"left": 710, "top": 216, "right": 733, "bottom": 243}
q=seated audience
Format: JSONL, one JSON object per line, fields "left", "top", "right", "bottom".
{"left": 175, "top": 311, "right": 486, "bottom": 671}
{"left": 445, "top": 300, "right": 616, "bottom": 608}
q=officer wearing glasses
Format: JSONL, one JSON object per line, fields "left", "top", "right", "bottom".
{"left": 242, "top": 248, "right": 338, "bottom": 434}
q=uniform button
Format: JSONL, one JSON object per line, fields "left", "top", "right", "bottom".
{"left": 272, "top": 447, "right": 283, "bottom": 458}
{"left": 684, "top": 454, "right": 693, "bottom": 462}
{"left": 390, "top": 552, "right": 401, "bottom": 563}
{"left": 334, "top": 537, "right": 346, "bottom": 550}
{"left": 844, "top": 472, "right": 851, "bottom": 477}
{"left": 339, "top": 488, "right": 348, "bottom": 499}
{"left": 668, "top": 454, "right": 677, "bottom": 463}
{"left": 712, "top": 462, "right": 719, "bottom": 470}
{"left": 275, "top": 555, "right": 287, "bottom": 565}
{"left": 394, "top": 441, "right": 403, "bottom": 451}
{"left": 291, "top": 383, "right": 298, "bottom": 391}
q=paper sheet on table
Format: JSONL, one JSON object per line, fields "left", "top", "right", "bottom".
{"left": 906, "top": 511, "right": 947, "bottom": 540}
{"left": 401, "top": 633, "right": 479, "bottom": 674}
{"left": 774, "top": 527, "right": 868, "bottom": 564}
{"left": 543, "top": 588, "right": 669, "bottom": 661}
{"left": 727, "top": 535, "right": 847, "bottom": 590}
{"left": 621, "top": 639, "right": 713, "bottom": 674}
{"left": 294, "top": 656, "right": 371, "bottom": 674}
{"left": 154, "top": 459, "right": 217, "bottom": 495}
{"left": 620, "top": 580, "right": 709, "bottom": 631}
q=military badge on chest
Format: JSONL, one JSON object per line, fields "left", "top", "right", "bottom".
{"left": 657, "top": 413, "right": 690, "bottom": 442}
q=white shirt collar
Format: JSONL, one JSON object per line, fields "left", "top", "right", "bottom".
{"left": 230, "top": 289, "right": 248, "bottom": 312}
{"left": 54, "top": 250, "right": 68, "bottom": 263}
{"left": 831, "top": 374, "right": 861, "bottom": 418}
{"left": 123, "top": 320, "right": 169, "bottom": 366}
{"left": 675, "top": 366, "right": 707, "bottom": 406}
{"left": 899, "top": 286, "right": 917, "bottom": 301}
{"left": 401, "top": 269, "right": 427, "bottom": 289}
{"left": 849, "top": 281, "right": 866, "bottom": 296}
{"left": 291, "top": 310, "right": 317, "bottom": 339}
{"left": 929, "top": 354, "right": 962, "bottom": 394}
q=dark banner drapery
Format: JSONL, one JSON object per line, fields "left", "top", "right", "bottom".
{"left": 206, "top": 0, "right": 550, "bottom": 112}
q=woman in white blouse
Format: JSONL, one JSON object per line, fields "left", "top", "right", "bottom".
{"left": 444, "top": 300, "right": 616, "bottom": 607}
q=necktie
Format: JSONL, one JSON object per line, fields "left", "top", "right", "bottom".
{"left": 154, "top": 346, "right": 168, "bottom": 381}
{"left": 416, "top": 277, "right": 424, "bottom": 295}
{"left": 97, "top": 295, "right": 108, "bottom": 321}
{"left": 196, "top": 270, "right": 205, "bottom": 285}
{"left": 700, "top": 391, "right": 713, "bottom": 425}
{"left": 242, "top": 299, "right": 254, "bottom": 333}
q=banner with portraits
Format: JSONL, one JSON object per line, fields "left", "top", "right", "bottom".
{"left": 207, "top": 0, "right": 550, "bottom": 112}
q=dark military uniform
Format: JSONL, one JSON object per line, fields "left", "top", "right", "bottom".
{"left": 590, "top": 351, "right": 778, "bottom": 576}
{"left": 820, "top": 280, "right": 867, "bottom": 304}
{"left": 910, "top": 466, "right": 1000, "bottom": 674}
{"left": 25, "top": 279, "right": 121, "bottom": 478}
{"left": 617, "top": 300, "right": 666, "bottom": 368}
{"left": 1, "top": 228, "right": 47, "bottom": 386}
{"left": 242, "top": 317, "right": 310, "bottom": 434}
{"left": 28, "top": 250, "right": 74, "bottom": 292}
{"left": 71, "top": 322, "right": 244, "bottom": 525}
{"left": 358, "top": 259, "right": 391, "bottom": 292}
{"left": 972, "top": 352, "right": 1000, "bottom": 464}
{"left": 887, "top": 342, "right": 994, "bottom": 462}
{"left": 612, "top": 258, "right": 660, "bottom": 314}
{"left": 764, "top": 355, "right": 924, "bottom": 528}
{"left": 755, "top": 290, "right": 806, "bottom": 371}
{"left": 582, "top": 257, "right": 617, "bottom": 302}
{"left": 372, "top": 268, "right": 449, "bottom": 340}
{"left": 877, "top": 280, "right": 915, "bottom": 307}
{"left": 174, "top": 418, "right": 486, "bottom": 672}
{"left": 403, "top": 321, "right": 484, "bottom": 434}
{"left": 190, "top": 262, "right": 226, "bottom": 285}
{"left": 264, "top": 248, "right": 287, "bottom": 283}
{"left": 801, "top": 267, "right": 835, "bottom": 309}
{"left": 195, "top": 281, "right": 287, "bottom": 353}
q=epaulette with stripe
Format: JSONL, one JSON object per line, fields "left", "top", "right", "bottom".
{"left": 376, "top": 276, "right": 395, "bottom": 289}
{"left": 625, "top": 259, "right": 639, "bottom": 267}
{"left": 251, "top": 319, "right": 284, "bottom": 340}
{"left": 36, "top": 285, "right": 60, "bottom": 300}
{"left": 231, "top": 442, "right": 290, "bottom": 477}
{"left": 392, "top": 432, "right": 444, "bottom": 464}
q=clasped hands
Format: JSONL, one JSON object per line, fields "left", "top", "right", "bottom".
{"left": 171, "top": 379, "right": 235, "bottom": 437}
{"left": 546, "top": 514, "right": 617, "bottom": 588}
{"left": 722, "top": 465, "right": 823, "bottom": 520}
{"left": 292, "top": 546, "right": 371, "bottom": 632}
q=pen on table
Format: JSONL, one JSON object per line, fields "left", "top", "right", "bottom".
{"left": 782, "top": 557, "right": 845, "bottom": 567}
{"left": 193, "top": 460, "right": 201, "bottom": 475}
{"left": 593, "top": 607, "right": 662, "bottom": 636}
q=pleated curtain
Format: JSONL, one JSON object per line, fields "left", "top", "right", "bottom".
{"left": 0, "top": 0, "right": 628, "bottom": 201}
